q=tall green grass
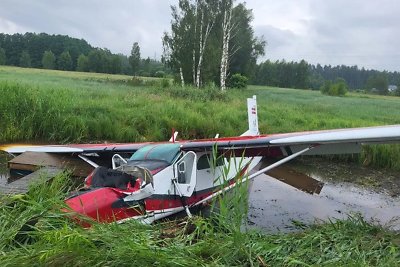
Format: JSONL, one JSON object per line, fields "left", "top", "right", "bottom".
{"left": 0, "top": 81, "right": 237, "bottom": 143}
{"left": 0, "top": 171, "right": 399, "bottom": 266}
{"left": 1, "top": 66, "right": 400, "bottom": 169}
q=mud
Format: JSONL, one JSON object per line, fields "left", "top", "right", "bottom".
{"left": 247, "top": 158, "right": 400, "bottom": 232}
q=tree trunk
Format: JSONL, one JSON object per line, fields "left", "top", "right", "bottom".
{"left": 196, "top": 22, "right": 212, "bottom": 88}
{"left": 220, "top": 3, "right": 232, "bottom": 91}
{"left": 180, "top": 66, "right": 185, "bottom": 87}
{"left": 196, "top": 11, "right": 204, "bottom": 88}
{"left": 192, "top": 2, "right": 198, "bottom": 85}
{"left": 196, "top": 11, "right": 213, "bottom": 88}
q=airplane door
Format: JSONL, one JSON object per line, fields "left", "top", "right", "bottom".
{"left": 173, "top": 151, "right": 197, "bottom": 197}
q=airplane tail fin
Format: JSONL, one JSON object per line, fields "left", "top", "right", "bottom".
{"left": 241, "top": 95, "right": 259, "bottom": 136}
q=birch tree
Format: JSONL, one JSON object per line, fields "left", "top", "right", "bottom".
{"left": 229, "top": 3, "right": 265, "bottom": 80}
{"left": 163, "top": 0, "right": 264, "bottom": 89}
{"left": 220, "top": 0, "right": 233, "bottom": 91}
{"left": 163, "top": 0, "right": 216, "bottom": 87}
{"left": 163, "top": 30, "right": 186, "bottom": 87}
{"left": 163, "top": 1, "right": 196, "bottom": 87}
{"left": 194, "top": 0, "right": 216, "bottom": 87}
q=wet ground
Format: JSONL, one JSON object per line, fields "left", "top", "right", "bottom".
{"left": 248, "top": 158, "right": 400, "bottom": 232}
{"left": 1, "top": 152, "right": 400, "bottom": 232}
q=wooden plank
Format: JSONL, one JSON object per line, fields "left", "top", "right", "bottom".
{"left": 0, "top": 167, "right": 62, "bottom": 195}
{"left": 8, "top": 152, "right": 94, "bottom": 177}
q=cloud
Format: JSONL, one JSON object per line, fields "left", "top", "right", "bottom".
{"left": 248, "top": 0, "right": 400, "bottom": 70}
{"left": 0, "top": 0, "right": 175, "bottom": 59}
{"left": 0, "top": 0, "right": 399, "bottom": 71}
{"left": 0, "top": 17, "right": 32, "bottom": 34}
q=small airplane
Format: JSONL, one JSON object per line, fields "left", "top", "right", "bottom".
{"left": 1, "top": 95, "right": 400, "bottom": 225}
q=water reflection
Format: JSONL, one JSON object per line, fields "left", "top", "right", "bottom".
{"left": 248, "top": 169, "right": 400, "bottom": 232}
{"left": 0, "top": 151, "right": 10, "bottom": 188}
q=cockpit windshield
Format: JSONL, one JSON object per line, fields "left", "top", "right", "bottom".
{"left": 130, "top": 143, "right": 180, "bottom": 164}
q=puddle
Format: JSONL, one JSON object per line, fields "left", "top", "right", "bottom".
{"left": 248, "top": 160, "right": 400, "bottom": 232}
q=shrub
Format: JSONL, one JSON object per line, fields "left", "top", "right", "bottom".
{"left": 321, "top": 80, "right": 332, "bottom": 95}
{"left": 152, "top": 85, "right": 229, "bottom": 102}
{"left": 160, "top": 78, "right": 170, "bottom": 88}
{"left": 321, "top": 78, "right": 348, "bottom": 96}
{"left": 395, "top": 88, "right": 400, "bottom": 97}
{"left": 228, "top": 73, "right": 248, "bottom": 89}
{"left": 127, "top": 77, "right": 143, "bottom": 86}
{"left": 155, "top": 71, "right": 166, "bottom": 78}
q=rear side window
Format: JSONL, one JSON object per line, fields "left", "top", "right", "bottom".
{"left": 197, "top": 154, "right": 224, "bottom": 170}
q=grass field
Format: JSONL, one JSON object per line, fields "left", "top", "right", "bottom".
{"left": 1, "top": 65, "right": 399, "bottom": 169}
{"left": 0, "top": 66, "right": 399, "bottom": 265}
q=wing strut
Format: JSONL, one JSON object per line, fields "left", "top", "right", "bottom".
{"left": 192, "top": 145, "right": 316, "bottom": 207}
{"left": 78, "top": 155, "right": 99, "bottom": 168}
{"left": 248, "top": 145, "right": 315, "bottom": 180}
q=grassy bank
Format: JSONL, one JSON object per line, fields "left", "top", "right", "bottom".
{"left": 0, "top": 66, "right": 400, "bottom": 169}
{"left": 0, "top": 173, "right": 399, "bottom": 266}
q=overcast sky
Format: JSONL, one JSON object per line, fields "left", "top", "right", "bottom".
{"left": 1, "top": 0, "right": 399, "bottom": 71}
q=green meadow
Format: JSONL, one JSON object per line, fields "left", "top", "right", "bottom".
{"left": 0, "top": 65, "right": 399, "bottom": 169}
{"left": 0, "top": 66, "right": 399, "bottom": 265}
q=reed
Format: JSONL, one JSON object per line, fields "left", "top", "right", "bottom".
{"left": 0, "top": 171, "right": 398, "bottom": 266}
{"left": 1, "top": 66, "right": 400, "bottom": 169}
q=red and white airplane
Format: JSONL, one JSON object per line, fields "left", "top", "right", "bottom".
{"left": 1, "top": 95, "right": 400, "bottom": 224}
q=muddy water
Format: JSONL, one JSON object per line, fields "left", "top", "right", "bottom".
{"left": 248, "top": 160, "right": 400, "bottom": 232}
{"left": 1, "top": 152, "right": 399, "bottom": 232}
{"left": 0, "top": 151, "right": 10, "bottom": 187}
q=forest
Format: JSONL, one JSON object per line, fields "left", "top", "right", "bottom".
{"left": 0, "top": 32, "right": 166, "bottom": 77}
{"left": 0, "top": 0, "right": 399, "bottom": 95}
{"left": 253, "top": 60, "right": 400, "bottom": 95}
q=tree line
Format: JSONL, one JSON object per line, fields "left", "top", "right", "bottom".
{"left": 308, "top": 64, "right": 400, "bottom": 95}
{"left": 1, "top": 26, "right": 399, "bottom": 95}
{"left": 0, "top": 32, "right": 167, "bottom": 77}
{"left": 252, "top": 59, "right": 400, "bottom": 95}
{"left": 253, "top": 60, "right": 309, "bottom": 89}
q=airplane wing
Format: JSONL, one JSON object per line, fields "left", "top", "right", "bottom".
{"left": 2, "top": 125, "right": 399, "bottom": 157}
{"left": 180, "top": 125, "right": 400, "bottom": 157}
{"left": 0, "top": 142, "right": 152, "bottom": 177}
{"left": 0, "top": 142, "right": 150, "bottom": 154}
